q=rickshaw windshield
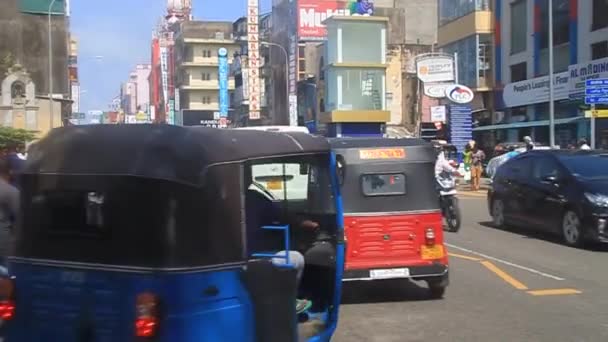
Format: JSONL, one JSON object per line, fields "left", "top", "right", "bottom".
{"left": 248, "top": 154, "right": 335, "bottom": 215}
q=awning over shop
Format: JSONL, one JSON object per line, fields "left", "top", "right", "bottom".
{"left": 473, "top": 116, "right": 584, "bottom": 132}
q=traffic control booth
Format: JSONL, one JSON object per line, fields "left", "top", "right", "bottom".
{"left": 316, "top": 16, "right": 390, "bottom": 138}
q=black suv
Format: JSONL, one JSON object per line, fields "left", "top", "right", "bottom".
{"left": 487, "top": 150, "right": 608, "bottom": 247}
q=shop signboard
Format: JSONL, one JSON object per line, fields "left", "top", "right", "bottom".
{"left": 430, "top": 106, "right": 446, "bottom": 122}
{"left": 424, "top": 83, "right": 452, "bottom": 98}
{"left": 218, "top": 47, "right": 229, "bottom": 117}
{"left": 502, "top": 72, "right": 569, "bottom": 108}
{"left": 569, "top": 57, "right": 608, "bottom": 100}
{"left": 168, "top": 100, "right": 175, "bottom": 125}
{"left": 416, "top": 56, "right": 454, "bottom": 83}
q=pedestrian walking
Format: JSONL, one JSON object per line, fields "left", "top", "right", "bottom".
{"left": 0, "top": 158, "right": 19, "bottom": 273}
{"left": 470, "top": 145, "right": 486, "bottom": 191}
{"left": 463, "top": 144, "right": 473, "bottom": 184}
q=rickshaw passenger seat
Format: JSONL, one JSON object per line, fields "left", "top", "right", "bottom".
{"left": 252, "top": 224, "right": 295, "bottom": 268}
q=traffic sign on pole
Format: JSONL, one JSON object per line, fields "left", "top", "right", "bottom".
{"left": 584, "top": 79, "right": 608, "bottom": 149}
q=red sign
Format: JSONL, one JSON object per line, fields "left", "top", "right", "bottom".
{"left": 297, "top": 0, "right": 350, "bottom": 40}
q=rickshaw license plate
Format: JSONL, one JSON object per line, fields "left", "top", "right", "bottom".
{"left": 421, "top": 245, "right": 445, "bottom": 260}
{"left": 266, "top": 180, "right": 283, "bottom": 190}
{"left": 370, "top": 268, "right": 410, "bottom": 279}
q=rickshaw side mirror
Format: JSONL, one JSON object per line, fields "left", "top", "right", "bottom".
{"left": 336, "top": 156, "right": 345, "bottom": 186}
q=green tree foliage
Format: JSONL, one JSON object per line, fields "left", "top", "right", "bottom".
{"left": 0, "top": 53, "right": 16, "bottom": 79}
{"left": 0, "top": 126, "right": 37, "bottom": 149}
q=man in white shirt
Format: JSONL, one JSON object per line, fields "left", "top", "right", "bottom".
{"left": 578, "top": 138, "right": 591, "bottom": 150}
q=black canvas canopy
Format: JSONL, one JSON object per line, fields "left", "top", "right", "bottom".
{"left": 24, "top": 124, "right": 330, "bottom": 186}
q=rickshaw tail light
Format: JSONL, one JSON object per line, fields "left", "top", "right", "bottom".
{"left": 425, "top": 228, "right": 436, "bottom": 246}
{"left": 135, "top": 292, "right": 159, "bottom": 337}
{"left": 0, "top": 278, "right": 15, "bottom": 321}
{"left": 0, "top": 300, "right": 15, "bottom": 320}
{"left": 135, "top": 317, "right": 158, "bottom": 337}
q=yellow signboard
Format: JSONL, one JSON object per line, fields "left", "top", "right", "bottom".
{"left": 359, "top": 148, "right": 406, "bottom": 160}
{"left": 585, "top": 109, "right": 608, "bottom": 118}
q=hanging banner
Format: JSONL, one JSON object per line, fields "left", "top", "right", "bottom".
{"left": 218, "top": 47, "right": 229, "bottom": 118}
{"left": 160, "top": 46, "right": 169, "bottom": 111}
{"left": 248, "top": 0, "right": 261, "bottom": 120}
{"left": 288, "top": 34, "right": 298, "bottom": 126}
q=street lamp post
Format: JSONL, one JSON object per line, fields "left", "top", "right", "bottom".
{"left": 261, "top": 41, "right": 292, "bottom": 126}
{"left": 548, "top": 0, "right": 555, "bottom": 147}
{"left": 48, "top": 0, "right": 57, "bottom": 130}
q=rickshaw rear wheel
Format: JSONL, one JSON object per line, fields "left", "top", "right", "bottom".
{"left": 427, "top": 277, "right": 447, "bottom": 299}
{"left": 428, "top": 282, "right": 446, "bottom": 299}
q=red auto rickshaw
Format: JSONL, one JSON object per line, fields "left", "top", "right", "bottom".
{"left": 330, "top": 138, "right": 449, "bottom": 298}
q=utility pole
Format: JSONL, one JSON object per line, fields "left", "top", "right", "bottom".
{"left": 548, "top": 0, "right": 555, "bottom": 147}
{"left": 48, "top": 0, "right": 57, "bottom": 130}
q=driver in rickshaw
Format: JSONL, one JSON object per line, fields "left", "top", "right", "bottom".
{"left": 245, "top": 181, "right": 318, "bottom": 314}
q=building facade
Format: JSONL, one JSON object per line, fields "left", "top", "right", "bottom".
{"left": 173, "top": 21, "right": 239, "bottom": 125}
{"left": 488, "top": 0, "right": 608, "bottom": 148}
{"left": 437, "top": 0, "right": 494, "bottom": 148}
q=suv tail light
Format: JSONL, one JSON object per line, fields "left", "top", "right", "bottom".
{"left": 135, "top": 292, "right": 159, "bottom": 338}
{"left": 425, "top": 228, "right": 436, "bottom": 246}
{"left": 0, "top": 277, "right": 15, "bottom": 321}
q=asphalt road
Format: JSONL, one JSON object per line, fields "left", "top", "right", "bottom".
{"left": 333, "top": 192, "right": 608, "bottom": 342}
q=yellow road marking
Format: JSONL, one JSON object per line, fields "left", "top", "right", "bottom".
{"left": 480, "top": 260, "right": 529, "bottom": 290}
{"left": 448, "top": 253, "right": 483, "bottom": 261}
{"left": 458, "top": 192, "right": 487, "bottom": 197}
{"left": 527, "top": 288, "right": 582, "bottom": 296}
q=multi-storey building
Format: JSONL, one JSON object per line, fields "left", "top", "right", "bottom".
{"left": 484, "top": 0, "right": 608, "bottom": 148}
{"left": 173, "top": 21, "right": 239, "bottom": 125}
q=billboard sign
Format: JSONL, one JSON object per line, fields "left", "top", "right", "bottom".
{"left": 416, "top": 56, "right": 455, "bottom": 83}
{"left": 248, "top": 0, "right": 261, "bottom": 120}
{"left": 218, "top": 47, "right": 229, "bottom": 117}
{"left": 297, "top": 0, "right": 352, "bottom": 40}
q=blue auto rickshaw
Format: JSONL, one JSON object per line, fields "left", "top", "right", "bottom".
{"left": 3, "top": 124, "right": 345, "bottom": 342}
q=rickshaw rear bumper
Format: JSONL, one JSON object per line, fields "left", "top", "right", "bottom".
{"left": 342, "top": 263, "right": 448, "bottom": 282}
